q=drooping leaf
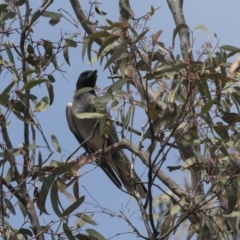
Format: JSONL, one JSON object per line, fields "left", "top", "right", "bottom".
{"left": 120, "top": 1, "right": 134, "bottom": 16}
{"left": 5, "top": 45, "right": 15, "bottom": 65}
{"left": 194, "top": 25, "right": 211, "bottom": 39}
{"left": 172, "top": 23, "right": 189, "bottom": 48}
{"left": 0, "top": 81, "right": 15, "bottom": 104}
{"left": 62, "top": 222, "right": 75, "bottom": 240}
{"left": 63, "top": 41, "right": 70, "bottom": 65}
{"left": 50, "top": 180, "right": 62, "bottom": 217}
{"left": 51, "top": 132, "right": 61, "bottom": 153}
{"left": 201, "top": 100, "right": 215, "bottom": 114}
{"left": 47, "top": 74, "right": 55, "bottom": 83}
{"left": 227, "top": 177, "right": 238, "bottom": 214}
{"left": 45, "top": 81, "right": 54, "bottom": 105}
{"left": 4, "top": 198, "right": 16, "bottom": 215}
{"left": 30, "top": 9, "right": 41, "bottom": 25}
{"left": 73, "top": 181, "right": 79, "bottom": 199}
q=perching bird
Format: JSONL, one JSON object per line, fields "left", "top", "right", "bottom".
{"left": 66, "top": 70, "right": 147, "bottom": 198}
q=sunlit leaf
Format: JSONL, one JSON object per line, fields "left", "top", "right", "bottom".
{"left": 51, "top": 132, "right": 61, "bottom": 153}
{"left": 76, "top": 112, "right": 105, "bottom": 119}
{"left": 34, "top": 96, "right": 49, "bottom": 112}
{"left": 194, "top": 25, "right": 211, "bottom": 39}
{"left": 74, "top": 87, "right": 93, "bottom": 98}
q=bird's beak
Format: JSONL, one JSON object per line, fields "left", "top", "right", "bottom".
{"left": 88, "top": 70, "right": 98, "bottom": 78}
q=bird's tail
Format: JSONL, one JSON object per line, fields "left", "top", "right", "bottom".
{"left": 106, "top": 151, "right": 147, "bottom": 198}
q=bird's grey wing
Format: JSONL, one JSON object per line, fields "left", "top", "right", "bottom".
{"left": 106, "top": 125, "right": 147, "bottom": 198}
{"left": 66, "top": 103, "right": 122, "bottom": 189}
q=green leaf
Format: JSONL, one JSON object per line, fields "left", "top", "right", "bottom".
{"left": 50, "top": 180, "right": 62, "bottom": 217}
{"left": 62, "top": 196, "right": 85, "bottom": 217}
{"left": 97, "top": 35, "right": 120, "bottom": 58}
{"left": 42, "top": 11, "right": 63, "bottom": 26}
{"left": 133, "top": 30, "right": 149, "bottom": 44}
{"left": 5, "top": 45, "right": 15, "bottom": 65}
{"left": 18, "top": 228, "right": 33, "bottom": 237}
{"left": 86, "top": 229, "right": 105, "bottom": 240}
{"left": 63, "top": 41, "right": 70, "bottom": 65}
{"left": 170, "top": 204, "right": 181, "bottom": 216}
{"left": 227, "top": 178, "right": 238, "bottom": 214}
{"left": 0, "top": 81, "right": 15, "bottom": 104}
{"left": 5, "top": 167, "right": 14, "bottom": 185}
{"left": 51, "top": 132, "right": 61, "bottom": 153}
{"left": 22, "top": 79, "right": 48, "bottom": 90}
{"left": 221, "top": 45, "right": 240, "bottom": 52}
{"left": 74, "top": 87, "right": 93, "bottom": 98}
{"left": 42, "top": 11, "right": 63, "bottom": 19}
{"left": 87, "top": 38, "right": 94, "bottom": 64}
{"left": 194, "top": 25, "right": 211, "bottom": 39}
{"left": 104, "top": 41, "right": 127, "bottom": 70}
{"left": 181, "top": 157, "right": 197, "bottom": 169}
{"left": 34, "top": 96, "right": 49, "bottom": 112}
{"left": 4, "top": 198, "right": 16, "bottom": 215}
{"left": 63, "top": 222, "right": 75, "bottom": 240}
{"left": 86, "top": 31, "right": 111, "bottom": 39}
{"left": 76, "top": 234, "right": 91, "bottom": 240}
{"left": 172, "top": 24, "right": 189, "bottom": 48}
{"left": 65, "top": 38, "right": 78, "bottom": 48}
{"left": 30, "top": 9, "right": 41, "bottom": 25}
{"left": 76, "top": 213, "right": 97, "bottom": 226}
{"left": 201, "top": 100, "right": 214, "bottom": 114}
{"left": 45, "top": 81, "right": 54, "bottom": 105}
{"left": 38, "top": 151, "right": 42, "bottom": 168}
{"left": 18, "top": 201, "right": 27, "bottom": 218}
{"left": 82, "top": 38, "right": 89, "bottom": 62}
{"left": 39, "top": 174, "right": 55, "bottom": 213}
{"left": 150, "top": 5, "right": 155, "bottom": 16}
{"left": 76, "top": 113, "right": 105, "bottom": 119}
{"left": 123, "top": 106, "right": 133, "bottom": 133}
{"left": 213, "top": 123, "right": 229, "bottom": 141}
{"left": 47, "top": 74, "right": 55, "bottom": 83}
{"left": 120, "top": 1, "right": 134, "bottom": 16}
{"left": 49, "top": 18, "right": 60, "bottom": 26}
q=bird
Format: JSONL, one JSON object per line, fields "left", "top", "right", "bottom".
{"left": 66, "top": 70, "right": 147, "bottom": 198}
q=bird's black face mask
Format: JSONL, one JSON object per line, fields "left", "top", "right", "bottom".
{"left": 76, "top": 70, "right": 98, "bottom": 90}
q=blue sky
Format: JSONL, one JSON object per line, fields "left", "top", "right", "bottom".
{"left": 2, "top": 0, "right": 240, "bottom": 239}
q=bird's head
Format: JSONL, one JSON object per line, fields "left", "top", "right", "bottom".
{"left": 76, "top": 70, "right": 98, "bottom": 91}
